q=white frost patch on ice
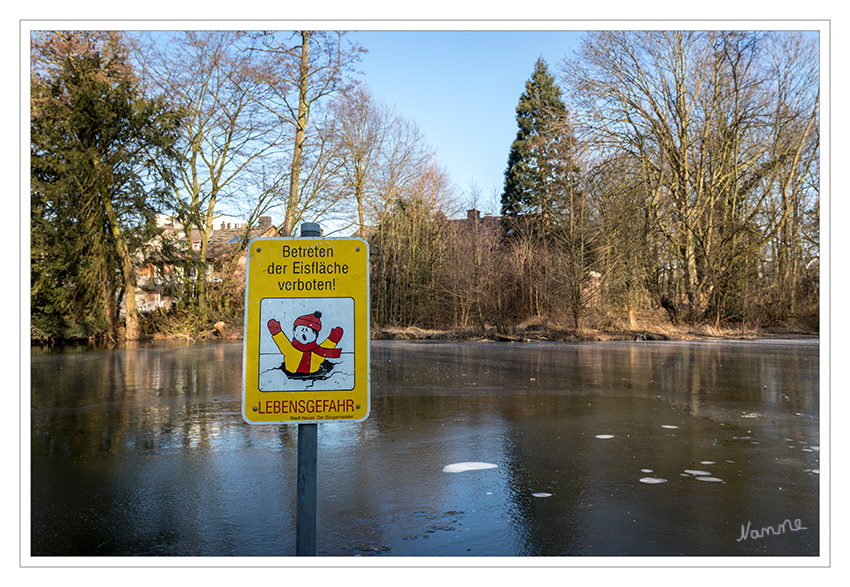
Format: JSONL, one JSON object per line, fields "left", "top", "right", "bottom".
{"left": 700, "top": 461, "right": 715, "bottom": 465}
{"left": 532, "top": 492, "right": 552, "bottom": 497}
{"left": 695, "top": 476, "right": 723, "bottom": 482}
{"left": 641, "top": 469, "right": 653, "bottom": 473}
{"left": 442, "top": 462, "right": 498, "bottom": 473}
{"left": 661, "top": 425, "right": 679, "bottom": 429}
{"left": 640, "top": 477, "right": 668, "bottom": 484}
{"left": 595, "top": 434, "right": 614, "bottom": 439}
{"left": 684, "top": 470, "right": 711, "bottom": 476}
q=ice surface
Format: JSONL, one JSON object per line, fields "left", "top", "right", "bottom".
{"left": 442, "top": 462, "right": 498, "bottom": 473}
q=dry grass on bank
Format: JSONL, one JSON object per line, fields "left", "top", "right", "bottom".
{"left": 370, "top": 323, "right": 818, "bottom": 343}
{"left": 371, "top": 307, "right": 819, "bottom": 342}
{"left": 142, "top": 308, "right": 818, "bottom": 344}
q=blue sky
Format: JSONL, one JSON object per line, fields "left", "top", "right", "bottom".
{"left": 345, "top": 30, "right": 585, "bottom": 216}
{"left": 21, "top": 23, "right": 827, "bottom": 232}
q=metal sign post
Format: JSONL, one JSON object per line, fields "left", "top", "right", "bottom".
{"left": 296, "top": 417, "right": 318, "bottom": 555}
{"left": 296, "top": 222, "right": 320, "bottom": 556}
{"left": 241, "top": 222, "right": 370, "bottom": 556}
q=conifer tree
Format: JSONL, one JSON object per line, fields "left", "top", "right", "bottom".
{"left": 31, "top": 31, "right": 180, "bottom": 340}
{"left": 501, "top": 57, "right": 571, "bottom": 225}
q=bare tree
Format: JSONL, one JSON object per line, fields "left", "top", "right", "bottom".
{"left": 561, "top": 30, "right": 820, "bottom": 327}
{"left": 330, "top": 83, "right": 387, "bottom": 236}
{"left": 244, "top": 31, "right": 365, "bottom": 235}
{"left": 134, "top": 31, "right": 284, "bottom": 316}
{"left": 369, "top": 157, "right": 457, "bottom": 328}
{"left": 374, "top": 116, "right": 440, "bottom": 224}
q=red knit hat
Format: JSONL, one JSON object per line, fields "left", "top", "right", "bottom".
{"left": 294, "top": 311, "right": 322, "bottom": 332}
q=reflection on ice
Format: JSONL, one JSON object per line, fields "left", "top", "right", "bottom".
{"left": 30, "top": 338, "right": 820, "bottom": 557}
{"left": 684, "top": 470, "right": 711, "bottom": 476}
{"left": 442, "top": 462, "right": 498, "bottom": 473}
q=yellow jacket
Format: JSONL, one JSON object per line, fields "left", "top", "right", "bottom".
{"left": 270, "top": 330, "right": 341, "bottom": 375}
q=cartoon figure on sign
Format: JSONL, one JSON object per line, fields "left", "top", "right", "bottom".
{"left": 267, "top": 311, "right": 343, "bottom": 380}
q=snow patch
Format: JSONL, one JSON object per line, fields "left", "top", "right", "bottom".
{"left": 442, "top": 462, "right": 498, "bottom": 473}
{"left": 595, "top": 434, "right": 614, "bottom": 439}
{"left": 640, "top": 477, "right": 668, "bottom": 484}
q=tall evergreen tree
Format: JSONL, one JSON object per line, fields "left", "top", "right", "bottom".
{"left": 501, "top": 57, "right": 571, "bottom": 224}
{"left": 31, "top": 31, "right": 180, "bottom": 340}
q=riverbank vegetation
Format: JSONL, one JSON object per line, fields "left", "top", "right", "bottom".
{"left": 30, "top": 30, "right": 820, "bottom": 343}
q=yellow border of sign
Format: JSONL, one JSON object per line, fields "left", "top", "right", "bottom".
{"left": 241, "top": 237, "right": 370, "bottom": 424}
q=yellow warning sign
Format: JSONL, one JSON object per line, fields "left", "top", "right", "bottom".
{"left": 241, "top": 238, "right": 370, "bottom": 424}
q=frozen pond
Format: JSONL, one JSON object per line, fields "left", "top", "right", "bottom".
{"left": 29, "top": 339, "right": 820, "bottom": 557}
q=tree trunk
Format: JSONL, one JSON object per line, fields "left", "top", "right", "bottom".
{"left": 283, "top": 31, "right": 310, "bottom": 237}
{"left": 196, "top": 235, "right": 209, "bottom": 318}
{"left": 103, "top": 196, "right": 140, "bottom": 340}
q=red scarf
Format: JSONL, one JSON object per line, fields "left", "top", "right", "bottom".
{"left": 292, "top": 339, "right": 341, "bottom": 373}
